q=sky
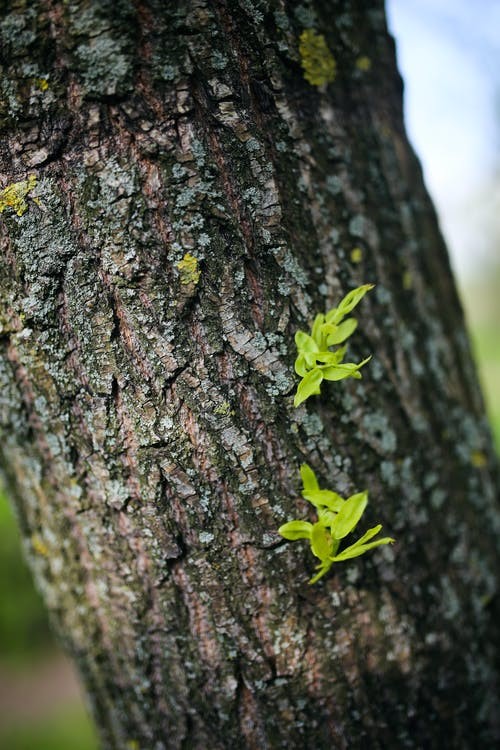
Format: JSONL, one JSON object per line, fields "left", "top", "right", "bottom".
{"left": 386, "top": 0, "right": 500, "bottom": 281}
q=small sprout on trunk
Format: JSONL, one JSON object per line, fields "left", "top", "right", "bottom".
{"left": 294, "top": 284, "right": 374, "bottom": 407}
{"left": 279, "top": 464, "right": 394, "bottom": 584}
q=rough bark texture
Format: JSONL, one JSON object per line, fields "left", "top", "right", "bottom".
{"left": 1, "top": 1, "right": 499, "bottom": 748}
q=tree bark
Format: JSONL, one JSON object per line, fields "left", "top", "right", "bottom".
{"left": 1, "top": 1, "right": 499, "bottom": 748}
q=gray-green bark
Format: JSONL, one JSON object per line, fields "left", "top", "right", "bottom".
{"left": 1, "top": 1, "right": 499, "bottom": 748}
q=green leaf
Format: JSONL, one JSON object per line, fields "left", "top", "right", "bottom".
{"left": 278, "top": 520, "right": 313, "bottom": 540}
{"left": 325, "top": 307, "right": 342, "bottom": 325}
{"left": 320, "top": 356, "right": 371, "bottom": 382}
{"left": 304, "top": 346, "right": 348, "bottom": 367}
{"left": 331, "top": 536, "right": 395, "bottom": 562}
{"left": 311, "top": 313, "right": 326, "bottom": 347}
{"left": 294, "top": 367, "right": 323, "bottom": 407}
{"left": 304, "top": 351, "right": 318, "bottom": 369}
{"left": 300, "top": 463, "right": 319, "bottom": 493}
{"left": 308, "top": 560, "right": 333, "bottom": 584}
{"left": 314, "top": 350, "right": 343, "bottom": 364}
{"left": 331, "top": 344, "right": 347, "bottom": 364}
{"left": 294, "top": 353, "right": 309, "bottom": 377}
{"left": 319, "top": 363, "right": 358, "bottom": 382}
{"left": 317, "top": 508, "right": 337, "bottom": 528}
{"left": 295, "top": 330, "right": 318, "bottom": 353}
{"left": 336, "top": 283, "right": 374, "bottom": 317}
{"left": 322, "top": 317, "right": 358, "bottom": 345}
{"left": 352, "top": 523, "right": 382, "bottom": 547}
{"left": 348, "top": 524, "right": 383, "bottom": 547}
{"left": 310, "top": 522, "right": 332, "bottom": 561}
{"left": 302, "top": 489, "right": 344, "bottom": 512}
{"left": 323, "top": 305, "right": 337, "bottom": 323}
{"left": 330, "top": 491, "right": 368, "bottom": 539}
{"left": 295, "top": 351, "right": 321, "bottom": 375}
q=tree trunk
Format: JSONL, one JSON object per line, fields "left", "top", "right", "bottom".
{"left": 1, "top": 1, "right": 499, "bottom": 747}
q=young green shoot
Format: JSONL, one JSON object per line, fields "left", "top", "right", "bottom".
{"left": 278, "top": 464, "right": 394, "bottom": 584}
{"left": 294, "top": 283, "right": 374, "bottom": 407}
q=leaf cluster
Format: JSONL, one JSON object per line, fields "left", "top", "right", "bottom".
{"left": 278, "top": 465, "right": 394, "bottom": 584}
{"left": 294, "top": 284, "right": 374, "bottom": 407}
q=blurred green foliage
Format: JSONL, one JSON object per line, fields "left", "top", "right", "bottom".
{"left": 470, "top": 323, "right": 500, "bottom": 451}
{"left": 0, "top": 491, "right": 98, "bottom": 749}
{"left": 0, "top": 491, "right": 53, "bottom": 666}
{"left": 462, "top": 273, "right": 500, "bottom": 452}
{"left": 0, "top": 705, "right": 98, "bottom": 750}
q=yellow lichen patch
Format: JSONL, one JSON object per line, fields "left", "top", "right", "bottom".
{"left": 35, "top": 77, "right": 49, "bottom": 91}
{"left": 31, "top": 534, "right": 49, "bottom": 557}
{"left": 299, "top": 29, "right": 336, "bottom": 87}
{"left": 350, "top": 247, "right": 363, "bottom": 264}
{"left": 177, "top": 252, "right": 201, "bottom": 285}
{"left": 471, "top": 450, "right": 487, "bottom": 468}
{"left": 0, "top": 175, "right": 37, "bottom": 217}
{"left": 214, "top": 401, "right": 234, "bottom": 416}
{"left": 402, "top": 270, "right": 413, "bottom": 290}
{"left": 356, "top": 56, "right": 372, "bottom": 72}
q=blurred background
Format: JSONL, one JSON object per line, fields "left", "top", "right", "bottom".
{"left": 387, "top": 0, "right": 500, "bottom": 455}
{"left": 0, "top": 1, "right": 499, "bottom": 747}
